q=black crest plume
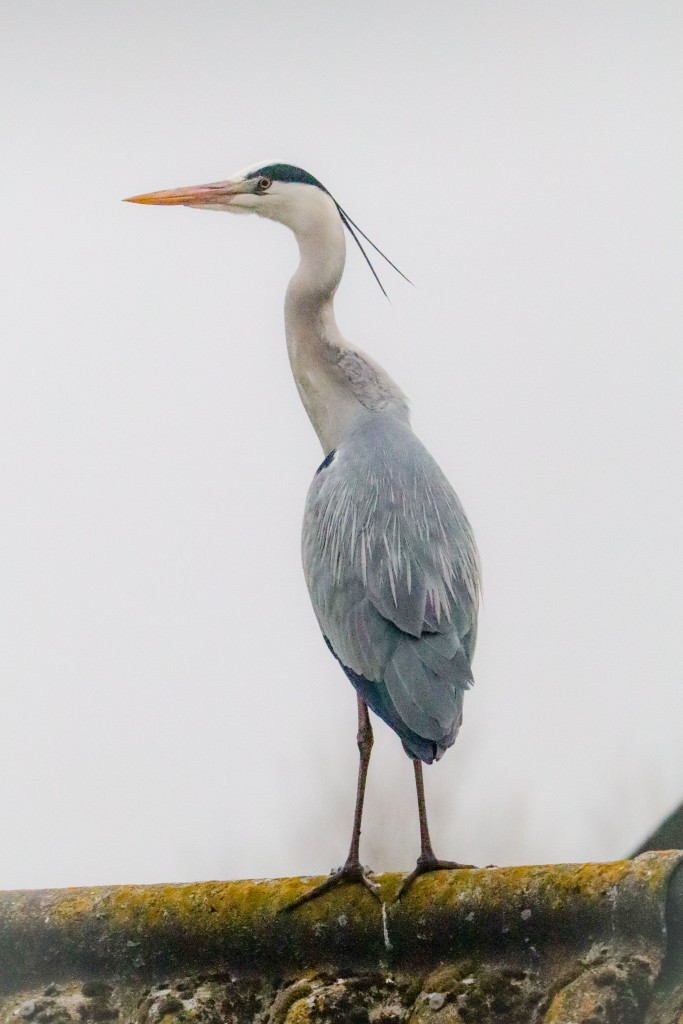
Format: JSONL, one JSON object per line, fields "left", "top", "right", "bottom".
{"left": 334, "top": 203, "right": 412, "bottom": 298}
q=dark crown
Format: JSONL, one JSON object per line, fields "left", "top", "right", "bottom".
{"left": 245, "top": 164, "right": 327, "bottom": 191}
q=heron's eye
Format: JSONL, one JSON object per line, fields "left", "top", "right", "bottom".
{"left": 257, "top": 176, "right": 272, "bottom": 192}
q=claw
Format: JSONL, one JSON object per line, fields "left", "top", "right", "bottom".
{"left": 362, "top": 867, "right": 381, "bottom": 894}
{"left": 279, "top": 860, "right": 381, "bottom": 913}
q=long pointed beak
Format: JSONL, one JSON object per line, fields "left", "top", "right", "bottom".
{"left": 123, "top": 179, "right": 243, "bottom": 206}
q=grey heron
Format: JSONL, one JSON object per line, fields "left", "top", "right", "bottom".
{"left": 125, "top": 163, "right": 481, "bottom": 903}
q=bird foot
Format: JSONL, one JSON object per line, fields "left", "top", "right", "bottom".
{"left": 394, "top": 853, "right": 477, "bottom": 901}
{"left": 279, "top": 859, "right": 381, "bottom": 913}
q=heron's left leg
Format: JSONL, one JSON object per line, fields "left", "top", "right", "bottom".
{"left": 395, "top": 759, "right": 474, "bottom": 899}
{"left": 345, "top": 695, "right": 374, "bottom": 866}
{"left": 280, "top": 697, "right": 380, "bottom": 912}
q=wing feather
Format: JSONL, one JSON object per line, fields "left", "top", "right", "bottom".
{"left": 384, "top": 645, "right": 444, "bottom": 741}
{"left": 302, "top": 416, "right": 480, "bottom": 761}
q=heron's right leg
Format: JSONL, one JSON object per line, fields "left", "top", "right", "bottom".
{"left": 280, "top": 696, "right": 380, "bottom": 912}
{"left": 394, "top": 759, "right": 475, "bottom": 899}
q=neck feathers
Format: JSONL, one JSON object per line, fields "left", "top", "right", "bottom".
{"left": 283, "top": 191, "right": 409, "bottom": 453}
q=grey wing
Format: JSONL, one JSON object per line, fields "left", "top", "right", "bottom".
{"left": 302, "top": 433, "right": 480, "bottom": 763}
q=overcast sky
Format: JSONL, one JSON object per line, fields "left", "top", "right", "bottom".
{"left": 1, "top": 1, "right": 682, "bottom": 891}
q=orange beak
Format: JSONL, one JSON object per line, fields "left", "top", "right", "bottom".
{"left": 123, "top": 179, "right": 243, "bottom": 206}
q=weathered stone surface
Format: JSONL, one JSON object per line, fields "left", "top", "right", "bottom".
{"left": 0, "top": 853, "right": 681, "bottom": 1023}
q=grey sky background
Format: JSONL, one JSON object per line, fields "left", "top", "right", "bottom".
{"left": 1, "top": 1, "right": 682, "bottom": 890}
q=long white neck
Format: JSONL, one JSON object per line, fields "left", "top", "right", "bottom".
{"left": 282, "top": 188, "right": 409, "bottom": 454}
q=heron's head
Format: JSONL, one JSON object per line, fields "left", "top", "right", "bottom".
{"left": 125, "top": 162, "right": 409, "bottom": 296}
{"left": 125, "top": 163, "right": 336, "bottom": 227}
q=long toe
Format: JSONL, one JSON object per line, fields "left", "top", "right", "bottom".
{"left": 280, "top": 861, "right": 381, "bottom": 913}
{"left": 395, "top": 856, "right": 476, "bottom": 901}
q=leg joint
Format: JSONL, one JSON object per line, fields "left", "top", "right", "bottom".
{"left": 356, "top": 699, "right": 373, "bottom": 757}
{"left": 357, "top": 722, "right": 374, "bottom": 757}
